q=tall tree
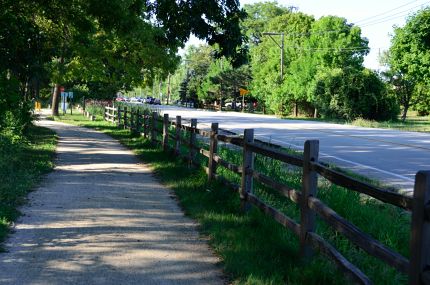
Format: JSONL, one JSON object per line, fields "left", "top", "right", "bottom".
{"left": 0, "top": 0, "right": 247, "bottom": 116}
{"left": 387, "top": 7, "right": 430, "bottom": 120}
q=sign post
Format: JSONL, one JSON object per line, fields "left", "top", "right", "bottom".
{"left": 68, "top": 92, "right": 74, "bottom": 115}
{"left": 239, "top": 88, "right": 249, "bottom": 112}
{"left": 60, "top": 92, "right": 66, "bottom": 115}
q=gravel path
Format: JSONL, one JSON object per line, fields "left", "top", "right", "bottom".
{"left": 0, "top": 118, "right": 224, "bottom": 285}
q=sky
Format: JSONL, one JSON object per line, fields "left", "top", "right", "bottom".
{"left": 183, "top": 0, "right": 430, "bottom": 70}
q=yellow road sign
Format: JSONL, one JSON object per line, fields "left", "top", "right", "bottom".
{"left": 239, "top": 88, "right": 249, "bottom": 96}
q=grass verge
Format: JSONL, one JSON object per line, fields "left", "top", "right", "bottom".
{"left": 0, "top": 124, "right": 57, "bottom": 247}
{"left": 56, "top": 112, "right": 410, "bottom": 285}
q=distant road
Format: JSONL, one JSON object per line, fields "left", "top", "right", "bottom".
{"left": 149, "top": 105, "right": 430, "bottom": 194}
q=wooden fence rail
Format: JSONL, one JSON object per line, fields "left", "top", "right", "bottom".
{"left": 106, "top": 105, "right": 430, "bottom": 285}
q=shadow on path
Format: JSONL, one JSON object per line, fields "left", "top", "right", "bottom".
{"left": 0, "top": 119, "right": 224, "bottom": 285}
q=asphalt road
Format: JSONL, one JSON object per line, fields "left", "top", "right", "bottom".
{"left": 149, "top": 105, "right": 430, "bottom": 194}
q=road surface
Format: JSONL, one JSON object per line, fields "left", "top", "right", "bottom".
{"left": 150, "top": 105, "right": 430, "bottom": 194}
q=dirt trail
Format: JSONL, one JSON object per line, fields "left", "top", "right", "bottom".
{"left": 0, "top": 117, "right": 224, "bottom": 285}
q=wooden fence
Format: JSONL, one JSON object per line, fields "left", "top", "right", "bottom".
{"left": 105, "top": 105, "right": 430, "bottom": 285}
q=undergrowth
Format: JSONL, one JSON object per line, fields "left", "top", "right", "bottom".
{"left": 0, "top": 124, "right": 56, "bottom": 247}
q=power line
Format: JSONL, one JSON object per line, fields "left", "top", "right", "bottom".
{"left": 284, "top": 45, "right": 370, "bottom": 52}
{"left": 353, "top": 0, "right": 420, "bottom": 24}
{"left": 359, "top": 6, "right": 426, "bottom": 27}
{"left": 356, "top": 1, "right": 430, "bottom": 27}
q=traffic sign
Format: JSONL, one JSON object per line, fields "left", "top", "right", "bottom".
{"left": 239, "top": 88, "right": 249, "bottom": 96}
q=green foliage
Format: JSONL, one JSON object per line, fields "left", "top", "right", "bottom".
{"left": 311, "top": 68, "right": 399, "bottom": 120}
{"left": 0, "top": 73, "right": 33, "bottom": 137}
{"left": 0, "top": 0, "right": 247, "bottom": 115}
{"left": 0, "top": 126, "right": 56, "bottom": 246}
{"left": 200, "top": 61, "right": 251, "bottom": 103}
{"left": 168, "top": 44, "right": 251, "bottom": 105}
{"left": 242, "top": 1, "right": 290, "bottom": 44}
{"left": 250, "top": 10, "right": 315, "bottom": 115}
{"left": 245, "top": 2, "right": 390, "bottom": 119}
{"left": 387, "top": 7, "right": 430, "bottom": 119}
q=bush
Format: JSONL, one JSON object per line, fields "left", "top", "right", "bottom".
{"left": 312, "top": 68, "right": 399, "bottom": 121}
{"left": 0, "top": 74, "right": 33, "bottom": 137}
{"left": 85, "top": 100, "right": 113, "bottom": 116}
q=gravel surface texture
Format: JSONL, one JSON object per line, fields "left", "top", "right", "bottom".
{"left": 0, "top": 117, "right": 224, "bottom": 285}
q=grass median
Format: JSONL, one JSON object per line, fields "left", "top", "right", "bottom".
{"left": 56, "top": 112, "right": 410, "bottom": 285}
{"left": 0, "top": 124, "right": 57, "bottom": 247}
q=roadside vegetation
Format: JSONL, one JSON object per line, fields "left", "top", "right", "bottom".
{"left": 4, "top": 1, "right": 430, "bottom": 131}
{"left": 0, "top": 124, "right": 56, "bottom": 246}
{"left": 56, "top": 113, "right": 410, "bottom": 284}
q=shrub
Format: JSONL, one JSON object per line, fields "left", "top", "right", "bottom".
{"left": 312, "top": 68, "right": 399, "bottom": 121}
{"left": 0, "top": 74, "right": 33, "bottom": 137}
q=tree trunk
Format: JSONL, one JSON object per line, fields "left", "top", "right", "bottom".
{"left": 51, "top": 84, "right": 60, "bottom": 116}
{"left": 314, "top": 107, "right": 318, "bottom": 118}
{"left": 294, "top": 102, "right": 298, "bottom": 117}
{"left": 401, "top": 103, "right": 409, "bottom": 122}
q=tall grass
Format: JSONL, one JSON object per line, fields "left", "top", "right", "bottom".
{"left": 0, "top": 125, "right": 56, "bottom": 246}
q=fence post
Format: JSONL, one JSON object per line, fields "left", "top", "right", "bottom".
{"left": 189, "top": 119, "right": 197, "bottom": 167}
{"left": 132, "top": 108, "right": 137, "bottom": 133}
{"left": 175, "top": 116, "right": 181, "bottom": 155}
{"left": 208, "top": 123, "right": 219, "bottom": 182}
{"left": 129, "top": 108, "right": 133, "bottom": 130}
{"left": 162, "top": 113, "right": 169, "bottom": 151}
{"left": 300, "top": 140, "right": 319, "bottom": 260}
{"left": 117, "top": 106, "right": 122, "bottom": 127}
{"left": 123, "top": 107, "right": 128, "bottom": 129}
{"left": 143, "top": 109, "right": 149, "bottom": 138}
{"left": 135, "top": 109, "right": 140, "bottom": 133}
{"left": 409, "top": 171, "right": 430, "bottom": 285}
{"left": 151, "top": 112, "right": 158, "bottom": 144}
{"left": 240, "top": 129, "right": 254, "bottom": 211}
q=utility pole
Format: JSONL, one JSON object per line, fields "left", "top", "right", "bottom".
{"left": 262, "top": 32, "right": 287, "bottom": 115}
{"left": 262, "top": 32, "right": 285, "bottom": 81}
{"left": 166, "top": 73, "right": 171, "bottom": 105}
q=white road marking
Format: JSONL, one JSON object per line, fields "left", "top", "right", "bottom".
{"left": 154, "top": 106, "right": 417, "bottom": 185}
{"left": 266, "top": 136, "right": 415, "bottom": 182}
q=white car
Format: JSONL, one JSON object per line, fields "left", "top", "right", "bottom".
{"left": 225, "top": 102, "right": 242, "bottom": 109}
{"left": 130, "top": 97, "right": 142, "bottom": 104}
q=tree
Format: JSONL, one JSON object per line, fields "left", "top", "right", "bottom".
{"left": 201, "top": 63, "right": 251, "bottom": 104}
{"left": 387, "top": 7, "right": 430, "bottom": 121}
{"left": 0, "top": 0, "right": 247, "bottom": 117}
{"left": 249, "top": 10, "right": 315, "bottom": 115}
{"left": 310, "top": 68, "right": 398, "bottom": 120}
{"left": 242, "top": 1, "right": 290, "bottom": 44}
{"left": 246, "top": 3, "right": 374, "bottom": 117}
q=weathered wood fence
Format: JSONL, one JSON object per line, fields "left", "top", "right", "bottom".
{"left": 105, "top": 105, "right": 430, "bottom": 285}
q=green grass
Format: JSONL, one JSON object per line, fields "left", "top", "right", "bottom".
{"left": 0, "top": 125, "right": 57, "bottom": 246}
{"left": 283, "top": 111, "right": 430, "bottom": 133}
{"left": 56, "top": 112, "right": 411, "bottom": 284}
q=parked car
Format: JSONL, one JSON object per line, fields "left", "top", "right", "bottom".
{"left": 224, "top": 101, "right": 242, "bottom": 109}
{"left": 115, "top": 97, "right": 126, "bottom": 102}
{"left": 144, "top": 96, "right": 154, "bottom": 104}
{"left": 130, "top": 97, "right": 143, "bottom": 104}
{"left": 153, "top": 98, "right": 161, "bottom": 105}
